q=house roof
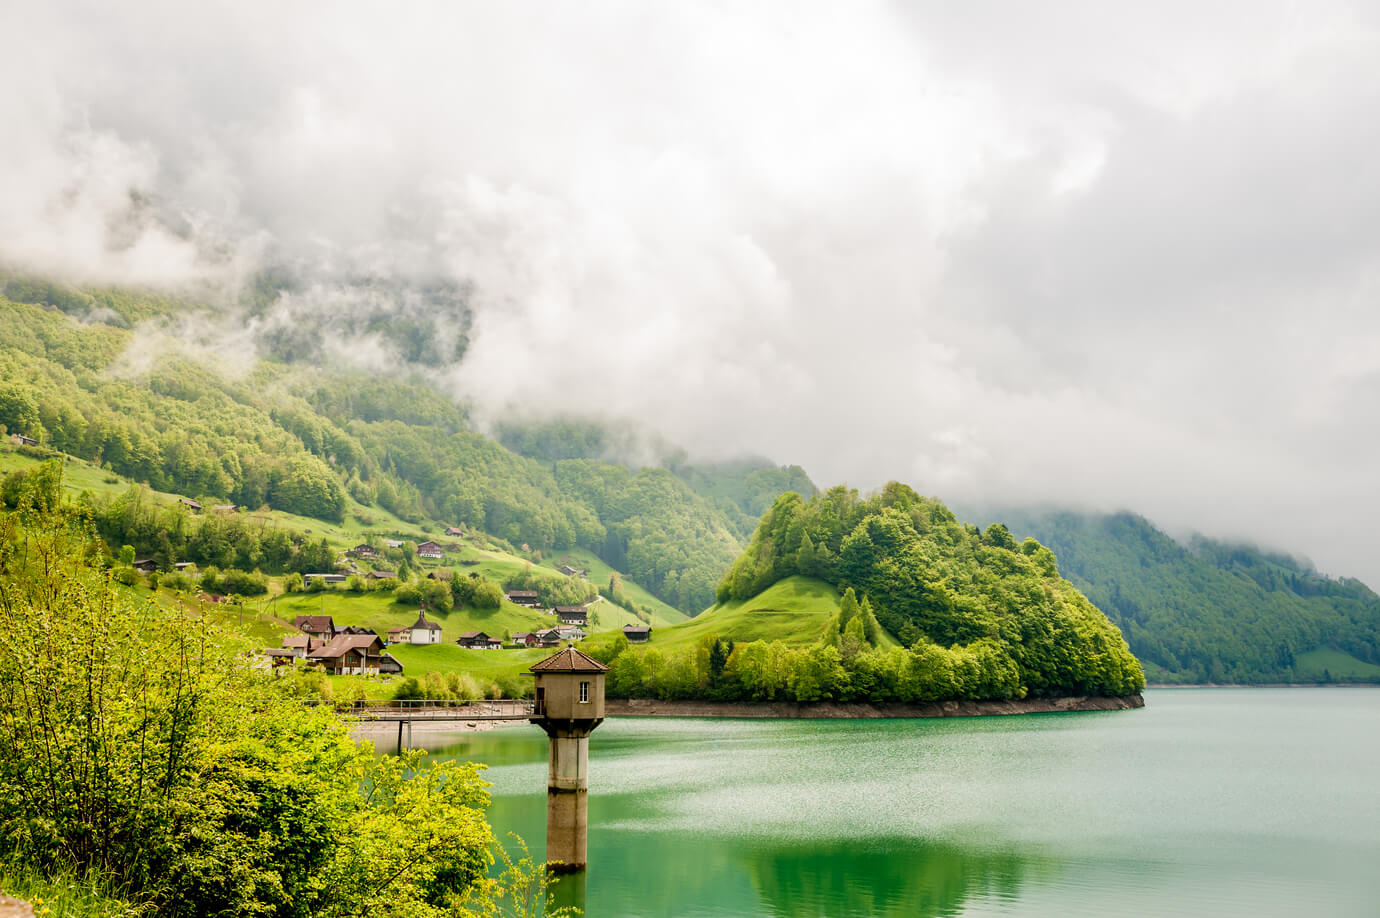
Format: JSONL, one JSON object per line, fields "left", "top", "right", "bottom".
{"left": 307, "top": 633, "right": 383, "bottom": 660}
{"left": 410, "top": 609, "right": 442, "bottom": 631}
{"left": 553, "top": 605, "right": 587, "bottom": 614}
{"left": 457, "top": 631, "right": 490, "bottom": 641}
{"left": 367, "top": 570, "right": 398, "bottom": 579}
{"left": 293, "top": 615, "right": 334, "bottom": 632}
{"left": 530, "top": 647, "right": 609, "bottom": 673}
{"left": 506, "top": 590, "right": 540, "bottom": 598}
{"left": 622, "top": 624, "right": 651, "bottom": 633}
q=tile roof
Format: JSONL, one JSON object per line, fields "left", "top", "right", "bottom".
{"left": 529, "top": 646, "right": 609, "bottom": 673}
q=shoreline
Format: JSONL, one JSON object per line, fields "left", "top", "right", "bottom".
{"left": 605, "top": 694, "right": 1144, "bottom": 719}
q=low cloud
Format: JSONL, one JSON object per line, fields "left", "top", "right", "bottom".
{"left": 2, "top": 1, "right": 1379, "bottom": 585}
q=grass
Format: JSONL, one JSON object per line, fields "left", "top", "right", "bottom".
{"left": 1293, "top": 646, "right": 1380, "bottom": 681}
{"left": 0, "top": 865, "right": 139, "bottom": 917}
{"left": 267, "top": 590, "right": 556, "bottom": 643}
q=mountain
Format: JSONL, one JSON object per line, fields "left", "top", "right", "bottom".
{"left": 984, "top": 509, "right": 1380, "bottom": 684}
{"left": 0, "top": 275, "right": 767, "bottom": 613}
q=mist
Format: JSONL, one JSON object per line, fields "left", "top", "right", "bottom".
{"left": 2, "top": 1, "right": 1379, "bottom": 585}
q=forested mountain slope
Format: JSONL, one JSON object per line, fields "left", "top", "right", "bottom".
{"left": 985, "top": 510, "right": 1380, "bottom": 684}
{"left": 718, "top": 484, "right": 1144, "bottom": 698}
{"left": 0, "top": 276, "right": 761, "bottom": 612}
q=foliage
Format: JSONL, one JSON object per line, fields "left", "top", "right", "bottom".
{"left": 0, "top": 465, "right": 552, "bottom": 917}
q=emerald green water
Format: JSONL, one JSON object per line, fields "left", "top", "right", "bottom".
{"left": 423, "top": 689, "right": 1380, "bottom": 916}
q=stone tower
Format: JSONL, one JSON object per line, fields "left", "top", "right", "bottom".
{"left": 528, "top": 646, "right": 609, "bottom": 873}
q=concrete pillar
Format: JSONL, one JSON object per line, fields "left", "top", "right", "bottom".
{"left": 545, "top": 729, "right": 590, "bottom": 872}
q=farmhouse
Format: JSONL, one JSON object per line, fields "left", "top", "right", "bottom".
{"left": 511, "top": 632, "right": 538, "bottom": 648}
{"left": 366, "top": 570, "right": 398, "bottom": 581}
{"left": 622, "top": 624, "right": 652, "bottom": 643}
{"left": 179, "top": 498, "right": 202, "bottom": 512}
{"left": 556, "top": 564, "right": 588, "bottom": 578}
{"left": 554, "top": 606, "right": 588, "bottom": 626}
{"left": 456, "top": 631, "right": 502, "bottom": 650}
{"left": 378, "top": 653, "right": 404, "bottom": 674}
{"left": 506, "top": 590, "right": 542, "bottom": 607}
{"left": 348, "top": 544, "right": 382, "bottom": 560}
{"left": 279, "top": 634, "right": 324, "bottom": 657}
{"left": 555, "top": 624, "right": 586, "bottom": 641}
{"left": 132, "top": 559, "right": 157, "bottom": 573}
{"left": 415, "top": 540, "right": 444, "bottom": 560}
{"left": 292, "top": 615, "right": 336, "bottom": 640}
{"left": 8, "top": 433, "right": 38, "bottom": 447}
{"left": 534, "top": 628, "right": 563, "bottom": 648}
{"left": 387, "top": 607, "right": 443, "bottom": 645}
{"left": 444, "top": 526, "right": 464, "bottom": 537}
{"left": 307, "top": 633, "right": 390, "bottom": 675}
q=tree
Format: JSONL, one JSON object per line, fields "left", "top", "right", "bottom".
{"left": 0, "top": 382, "right": 39, "bottom": 436}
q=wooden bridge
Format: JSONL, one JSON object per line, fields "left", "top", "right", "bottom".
{"left": 342, "top": 699, "right": 534, "bottom": 753}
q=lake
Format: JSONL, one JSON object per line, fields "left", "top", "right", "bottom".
{"left": 422, "top": 688, "right": 1380, "bottom": 916}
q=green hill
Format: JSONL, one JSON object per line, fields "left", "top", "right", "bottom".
{"left": 715, "top": 484, "right": 1144, "bottom": 699}
{"left": 985, "top": 509, "right": 1380, "bottom": 684}
{"left": 0, "top": 277, "right": 760, "bottom": 614}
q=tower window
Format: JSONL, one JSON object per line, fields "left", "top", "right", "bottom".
{"left": 579, "top": 681, "right": 589, "bottom": 703}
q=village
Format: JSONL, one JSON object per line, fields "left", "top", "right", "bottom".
{"left": 257, "top": 528, "right": 653, "bottom": 678}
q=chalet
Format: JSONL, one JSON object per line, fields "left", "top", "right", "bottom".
{"left": 281, "top": 633, "right": 324, "bottom": 657}
{"left": 444, "top": 526, "right": 464, "bottom": 537}
{"left": 456, "top": 631, "right": 502, "bottom": 650}
{"left": 556, "top": 565, "right": 588, "bottom": 578}
{"left": 307, "top": 633, "right": 389, "bottom": 675}
{"left": 179, "top": 498, "right": 202, "bottom": 512}
{"left": 388, "top": 607, "right": 443, "bottom": 645}
{"left": 132, "top": 559, "right": 157, "bottom": 573}
{"left": 555, "top": 624, "right": 587, "bottom": 641}
{"left": 293, "top": 615, "right": 336, "bottom": 640}
{"left": 511, "top": 632, "right": 538, "bottom": 648}
{"left": 554, "top": 606, "right": 588, "bottom": 626}
{"left": 348, "top": 544, "right": 382, "bottom": 560}
{"left": 415, "top": 540, "right": 444, "bottom": 560}
{"left": 622, "top": 624, "right": 652, "bottom": 643}
{"left": 506, "top": 590, "right": 542, "bottom": 608}
{"left": 378, "top": 653, "right": 404, "bottom": 674}
{"left": 8, "top": 433, "right": 38, "bottom": 447}
{"left": 366, "top": 570, "right": 398, "bottom": 581}
{"left": 534, "top": 628, "right": 563, "bottom": 648}
{"left": 303, "top": 573, "right": 347, "bottom": 585}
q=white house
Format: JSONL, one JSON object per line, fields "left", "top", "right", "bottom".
{"left": 388, "top": 607, "right": 443, "bottom": 645}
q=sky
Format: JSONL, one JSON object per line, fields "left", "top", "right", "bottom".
{"left": 2, "top": 1, "right": 1379, "bottom": 585}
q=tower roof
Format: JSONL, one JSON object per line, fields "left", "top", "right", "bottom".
{"left": 529, "top": 646, "right": 609, "bottom": 673}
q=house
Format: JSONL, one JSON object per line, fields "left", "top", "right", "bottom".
{"left": 554, "top": 606, "right": 588, "bottom": 626}
{"left": 132, "top": 559, "right": 157, "bottom": 573}
{"left": 388, "top": 607, "right": 443, "bottom": 645}
{"left": 303, "top": 573, "right": 347, "bottom": 585}
{"left": 534, "top": 628, "right": 564, "bottom": 648}
{"left": 506, "top": 590, "right": 542, "bottom": 607}
{"left": 456, "top": 631, "right": 502, "bottom": 650}
{"left": 307, "top": 633, "right": 389, "bottom": 675}
{"left": 366, "top": 570, "right": 398, "bottom": 581}
{"left": 263, "top": 648, "right": 298, "bottom": 667}
{"left": 179, "top": 498, "right": 202, "bottom": 512}
{"left": 377, "top": 653, "right": 404, "bottom": 674}
{"left": 511, "top": 632, "right": 538, "bottom": 648}
{"left": 415, "top": 540, "right": 444, "bottom": 560}
{"left": 281, "top": 633, "right": 325, "bottom": 657}
{"left": 293, "top": 615, "right": 336, "bottom": 640}
{"left": 555, "top": 624, "right": 586, "bottom": 641}
{"left": 622, "top": 624, "right": 652, "bottom": 643}
{"left": 340, "top": 625, "right": 378, "bottom": 637}
{"left": 556, "top": 564, "right": 588, "bottom": 578}
{"left": 444, "top": 526, "right": 464, "bottom": 537}
{"left": 8, "top": 433, "right": 38, "bottom": 447}
{"left": 348, "top": 544, "right": 382, "bottom": 560}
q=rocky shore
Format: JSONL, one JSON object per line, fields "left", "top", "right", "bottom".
{"left": 606, "top": 694, "right": 1144, "bottom": 719}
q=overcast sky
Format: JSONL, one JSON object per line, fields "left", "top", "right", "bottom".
{"left": 3, "top": 1, "right": 1379, "bottom": 585}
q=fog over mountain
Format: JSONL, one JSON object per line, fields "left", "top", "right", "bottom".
{"left": 3, "top": 1, "right": 1379, "bottom": 586}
